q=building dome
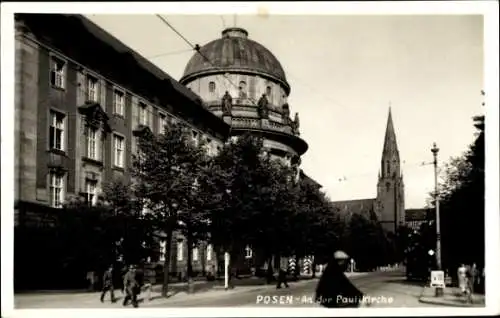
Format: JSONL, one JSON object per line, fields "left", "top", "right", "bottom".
{"left": 180, "top": 27, "right": 290, "bottom": 95}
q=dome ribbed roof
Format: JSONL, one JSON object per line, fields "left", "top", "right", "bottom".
{"left": 180, "top": 27, "right": 290, "bottom": 93}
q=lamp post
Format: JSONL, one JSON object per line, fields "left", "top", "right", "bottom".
{"left": 431, "top": 142, "right": 443, "bottom": 297}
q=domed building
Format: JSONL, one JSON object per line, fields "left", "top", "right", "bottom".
{"left": 180, "top": 27, "right": 315, "bottom": 274}
{"left": 180, "top": 27, "right": 308, "bottom": 170}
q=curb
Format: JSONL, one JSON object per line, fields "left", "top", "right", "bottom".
{"left": 418, "top": 297, "right": 484, "bottom": 308}
{"left": 417, "top": 287, "right": 485, "bottom": 308}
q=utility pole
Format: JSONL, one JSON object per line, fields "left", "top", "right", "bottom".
{"left": 431, "top": 142, "right": 443, "bottom": 297}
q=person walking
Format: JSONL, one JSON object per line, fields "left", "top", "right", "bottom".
{"left": 315, "top": 252, "right": 363, "bottom": 308}
{"left": 123, "top": 265, "right": 139, "bottom": 308}
{"left": 276, "top": 265, "right": 289, "bottom": 289}
{"left": 100, "top": 265, "right": 116, "bottom": 303}
{"left": 457, "top": 264, "right": 467, "bottom": 294}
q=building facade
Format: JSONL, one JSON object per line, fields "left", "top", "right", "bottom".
{"left": 14, "top": 15, "right": 320, "bottom": 288}
{"left": 331, "top": 108, "right": 405, "bottom": 234}
{"left": 14, "top": 14, "right": 232, "bottom": 287}
{"left": 405, "top": 208, "right": 432, "bottom": 231}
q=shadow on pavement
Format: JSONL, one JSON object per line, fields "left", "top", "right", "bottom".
{"left": 387, "top": 278, "right": 427, "bottom": 287}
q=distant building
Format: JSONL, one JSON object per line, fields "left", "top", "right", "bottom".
{"left": 331, "top": 108, "right": 405, "bottom": 234}
{"left": 405, "top": 208, "right": 432, "bottom": 231}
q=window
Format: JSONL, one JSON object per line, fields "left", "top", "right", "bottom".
{"left": 177, "top": 241, "right": 184, "bottom": 261}
{"left": 238, "top": 81, "right": 247, "bottom": 98}
{"left": 49, "top": 110, "right": 65, "bottom": 151}
{"left": 193, "top": 247, "right": 199, "bottom": 261}
{"left": 206, "top": 244, "right": 213, "bottom": 261}
{"left": 245, "top": 245, "right": 252, "bottom": 259}
{"left": 386, "top": 182, "right": 391, "bottom": 192}
{"left": 266, "top": 86, "right": 272, "bottom": 96}
{"left": 113, "top": 135, "right": 125, "bottom": 168}
{"left": 209, "top": 81, "right": 216, "bottom": 93}
{"left": 138, "top": 102, "right": 148, "bottom": 126}
{"left": 158, "top": 113, "right": 168, "bottom": 134}
{"left": 50, "top": 56, "right": 65, "bottom": 89}
{"left": 86, "top": 75, "right": 99, "bottom": 102}
{"left": 86, "top": 126, "right": 100, "bottom": 160}
{"left": 159, "top": 241, "right": 166, "bottom": 261}
{"left": 85, "top": 179, "right": 97, "bottom": 206}
{"left": 113, "top": 89, "right": 125, "bottom": 116}
{"left": 49, "top": 173, "right": 64, "bottom": 208}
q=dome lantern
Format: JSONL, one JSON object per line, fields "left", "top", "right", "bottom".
{"left": 222, "top": 27, "right": 248, "bottom": 39}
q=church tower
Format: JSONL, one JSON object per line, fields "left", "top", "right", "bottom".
{"left": 376, "top": 107, "right": 405, "bottom": 234}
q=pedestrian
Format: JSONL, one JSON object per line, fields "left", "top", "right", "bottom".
{"left": 470, "top": 263, "right": 478, "bottom": 293}
{"left": 457, "top": 264, "right": 467, "bottom": 294}
{"left": 123, "top": 265, "right": 139, "bottom": 308}
{"left": 86, "top": 271, "right": 96, "bottom": 292}
{"left": 276, "top": 265, "right": 289, "bottom": 289}
{"left": 100, "top": 265, "right": 116, "bottom": 303}
{"left": 315, "top": 253, "right": 364, "bottom": 308}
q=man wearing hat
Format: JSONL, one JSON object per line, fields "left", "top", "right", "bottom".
{"left": 123, "top": 265, "right": 139, "bottom": 308}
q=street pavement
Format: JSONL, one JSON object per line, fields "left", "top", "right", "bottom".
{"left": 15, "top": 270, "right": 442, "bottom": 308}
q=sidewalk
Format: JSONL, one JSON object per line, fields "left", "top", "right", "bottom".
{"left": 418, "top": 286, "right": 485, "bottom": 307}
{"left": 15, "top": 277, "right": 319, "bottom": 308}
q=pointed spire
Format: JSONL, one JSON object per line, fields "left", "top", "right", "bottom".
{"left": 382, "top": 106, "right": 398, "bottom": 156}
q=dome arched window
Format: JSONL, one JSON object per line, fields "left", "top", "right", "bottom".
{"left": 238, "top": 81, "right": 247, "bottom": 99}
{"left": 266, "top": 86, "right": 272, "bottom": 97}
{"left": 209, "top": 81, "right": 216, "bottom": 93}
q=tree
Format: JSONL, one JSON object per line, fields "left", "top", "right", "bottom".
{"left": 434, "top": 115, "right": 485, "bottom": 272}
{"left": 133, "top": 123, "right": 207, "bottom": 297}
{"left": 101, "top": 179, "right": 154, "bottom": 267}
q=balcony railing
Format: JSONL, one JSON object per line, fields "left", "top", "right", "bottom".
{"left": 231, "top": 117, "right": 294, "bottom": 135}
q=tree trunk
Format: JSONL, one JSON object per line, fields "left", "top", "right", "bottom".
{"left": 162, "top": 228, "right": 173, "bottom": 297}
{"left": 294, "top": 254, "right": 300, "bottom": 280}
{"left": 266, "top": 255, "right": 274, "bottom": 284}
{"left": 186, "top": 231, "right": 194, "bottom": 294}
{"left": 311, "top": 256, "right": 317, "bottom": 278}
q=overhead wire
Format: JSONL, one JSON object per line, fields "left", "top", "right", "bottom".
{"left": 155, "top": 14, "right": 262, "bottom": 107}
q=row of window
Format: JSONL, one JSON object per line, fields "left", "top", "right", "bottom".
{"left": 207, "top": 80, "right": 273, "bottom": 98}
{"left": 49, "top": 172, "right": 99, "bottom": 208}
{"left": 50, "top": 110, "right": 126, "bottom": 167}
{"left": 158, "top": 243, "right": 253, "bottom": 262}
{"left": 51, "top": 55, "right": 165, "bottom": 121}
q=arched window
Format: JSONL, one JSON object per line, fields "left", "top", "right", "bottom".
{"left": 386, "top": 160, "right": 390, "bottom": 175}
{"left": 386, "top": 182, "right": 391, "bottom": 192}
{"left": 209, "top": 81, "right": 215, "bottom": 93}
{"left": 266, "top": 86, "right": 272, "bottom": 96}
{"left": 238, "top": 81, "right": 247, "bottom": 98}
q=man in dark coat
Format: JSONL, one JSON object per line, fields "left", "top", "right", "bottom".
{"left": 100, "top": 265, "right": 116, "bottom": 303}
{"left": 123, "top": 265, "right": 139, "bottom": 308}
{"left": 315, "top": 255, "right": 364, "bottom": 308}
{"left": 276, "top": 265, "right": 290, "bottom": 289}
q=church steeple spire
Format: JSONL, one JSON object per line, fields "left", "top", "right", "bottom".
{"left": 382, "top": 106, "right": 399, "bottom": 157}
{"left": 380, "top": 106, "right": 400, "bottom": 179}
{"left": 376, "top": 105, "right": 405, "bottom": 234}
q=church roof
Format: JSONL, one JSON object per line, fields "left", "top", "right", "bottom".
{"left": 331, "top": 198, "right": 377, "bottom": 221}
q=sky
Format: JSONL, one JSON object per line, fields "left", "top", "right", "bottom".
{"left": 84, "top": 13, "right": 484, "bottom": 209}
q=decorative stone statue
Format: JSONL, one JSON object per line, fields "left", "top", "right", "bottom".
{"left": 257, "top": 94, "right": 269, "bottom": 119}
{"left": 221, "top": 91, "right": 233, "bottom": 116}
{"left": 294, "top": 112, "right": 300, "bottom": 129}
{"left": 281, "top": 103, "right": 291, "bottom": 125}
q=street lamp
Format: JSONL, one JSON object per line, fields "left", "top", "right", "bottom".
{"left": 431, "top": 142, "right": 443, "bottom": 297}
